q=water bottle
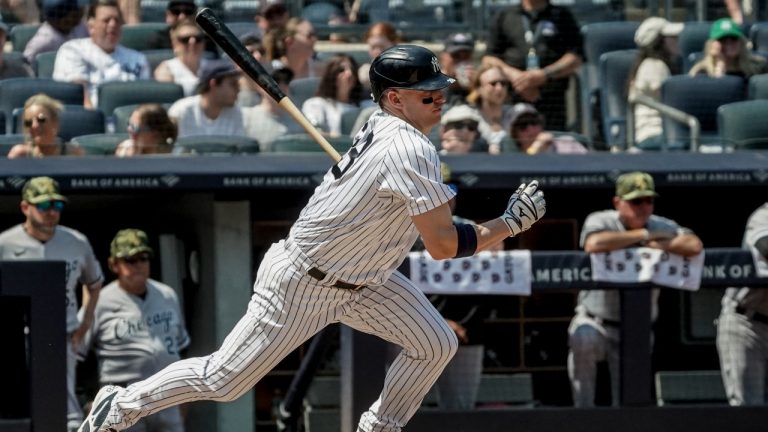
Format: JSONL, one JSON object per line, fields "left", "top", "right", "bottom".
{"left": 526, "top": 48, "right": 540, "bottom": 71}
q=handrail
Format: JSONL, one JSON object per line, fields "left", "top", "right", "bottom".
{"left": 627, "top": 94, "right": 701, "bottom": 152}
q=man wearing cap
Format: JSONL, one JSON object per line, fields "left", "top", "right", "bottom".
{"left": 0, "top": 20, "right": 33, "bottom": 78}
{"left": 508, "top": 102, "right": 587, "bottom": 154}
{"left": 168, "top": 60, "right": 247, "bottom": 138}
{"left": 438, "top": 104, "right": 487, "bottom": 154}
{"left": 81, "top": 229, "right": 190, "bottom": 432}
{"left": 568, "top": 171, "right": 703, "bottom": 407}
{"left": 0, "top": 176, "right": 104, "bottom": 431}
{"left": 52, "top": 0, "right": 150, "bottom": 108}
{"left": 439, "top": 32, "right": 477, "bottom": 107}
{"left": 482, "top": 0, "right": 583, "bottom": 131}
{"left": 23, "top": 0, "right": 89, "bottom": 64}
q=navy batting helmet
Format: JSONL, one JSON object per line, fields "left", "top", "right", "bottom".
{"left": 369, "top": 44, "right": 456, "bottom": 103}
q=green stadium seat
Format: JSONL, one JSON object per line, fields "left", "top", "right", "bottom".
{"left": 33, "top": 51, "right": 57, "bottom": 79}
{"left": 175, "top": 135, "right": 260, "bottom": 155}
{"left": 120, "top": 23, "right": 168, "bottom": 51}
{"left": 718, "top": 99, "right": 768, "bottom": 150}
{"left": 97, "top": 80, "right": 184, "bottom": 118}
{"left": 654, "top": 370, "right": 727, "bottom": 406}
{"left": 9, "top": 23, "right": 41, "bottom": 52}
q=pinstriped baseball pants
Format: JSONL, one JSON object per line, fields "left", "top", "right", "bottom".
{"left": 717, "top": 308, "right": 768, "bottom": 405}
{"left": 105, "top": 240, "right": 458, "bottom": 432}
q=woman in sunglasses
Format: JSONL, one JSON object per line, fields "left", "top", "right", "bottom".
{"left": 466, "top": 64, "right": 515, "bottom": 154}
{"left": 7, "top": 94, "right": 85, "bottom": 158}
{"left": 115, "top": 104, "right": 177, "bottom": 157}
{"left": 154, "top": 18, "right": 211, "bottom": 96}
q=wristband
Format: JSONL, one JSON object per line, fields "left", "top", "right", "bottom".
{"left": 454, "top": 222, "right": 478, "bottom": 258}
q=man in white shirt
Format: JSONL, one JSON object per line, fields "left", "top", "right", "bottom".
{"left": 168, "top": 60, "right": 247, "bottom": 138}
{"left": 52, "top": 0, "right": 149, "bottom": 108}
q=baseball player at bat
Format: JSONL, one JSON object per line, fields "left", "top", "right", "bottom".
{"left": 79, "top": 45, "right": 546, "bottom": 432}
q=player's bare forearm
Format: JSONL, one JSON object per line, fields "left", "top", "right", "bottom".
{"left": 476, "top": 218, "right": 518, "bottom": 251}
{"left": 73, "top": 282, "right": 102, "bottom": 348}
{"left": 649, "top": 233, "right": 703, "bottom": 257}
{"left": 584, "top": 230, "right": 647, "bottom": 253}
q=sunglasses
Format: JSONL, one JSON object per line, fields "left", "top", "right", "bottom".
{"left": 177, "top": 34, "right": 204, "bottom": 44}
{"left": 169, "top": 5, "right": 196, "bottom": 16}
{"left": 627, "top": 197, "right": 655, "bottom": 206}
{"left": 23, "top": 114, "right": 47, "bottom": 128}
{"left": 485, "top": 80, "right": 510, "bottom": 87}
{"left": 514, "top": 118, "right": 542, "bottom": 130}
{"left": 445, "top": 120, "right": 478, "bottom": 132}
{"left": 122, "top": 254, "right": 151, "bottom": 264}
{"left": 35, "top": 200, "right": 65, "bottom": 212}
{"left": 127, "top": 122, "right": 153, "bottom": 134}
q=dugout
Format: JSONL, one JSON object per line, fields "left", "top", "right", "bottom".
{"left": 0, "top": 150, "right": 767, "bottom": 431}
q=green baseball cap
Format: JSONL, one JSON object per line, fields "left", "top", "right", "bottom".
{"left": 615, "top": 172, "right": 660, "bottom": 201}
{"left": 110, "top": 229, "right": 154, "bottom": 258}
{"left": 710, "top": 18, "right": 744, "bottom": 41}
{"left": 21, "top": 176, "right": 68, "bottom": 204}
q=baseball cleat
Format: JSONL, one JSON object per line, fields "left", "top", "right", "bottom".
{"left": 78, "top": 385, "right": 122, "bottom": 432}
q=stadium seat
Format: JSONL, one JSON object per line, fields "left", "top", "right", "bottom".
{"left": 0, "top": 78, "right": 84, "bottom": 134}
{"left": 684, "top": 51, "right": 705, "bottom": 74}
{"left": 0, "top": 111, "right": 5, "bottom": 136}
{"left": 140, "top": 0, "right": 168, "bottom": 22}
{"left": 12, "top": 105, "right": 105, "bottom": 141}
{"left": 340, "top": 107, "right": 363, "bottom": 136}
{"left": 120, "top": 23, "right": 168, "bottom": 51}
{"left": 175, "top": 135, "right": 260, "bottom": 155}
{"left": 222, "top": 21, "right": 259, "bottom": 38}
{"left": 750, "top": 21, "right": 768, "bottom": 55}
{"left": 142, "top": 49, "right": 176, "bottom": 74}
{"left": 658, "top": 75, "right": 746, "bottom": 151}
{"left": 0, "top": 134, "right": 24, "bottom": 156}
{"left": 748, "top": 73, "right": 768, "bottom": 99}
{"left": 579, "top": 21, "right": 640, "bottom": 146}
{"left": 655, "top": 370, "right": 726, "bottom": 406}
{"left": 290, "top": 77, "right": 321, "bottom": 109}
{"left": 9, "top": 23, "right": 41, "bottom": 52}
{"left": 271, "top": 133, "right": 352, "bottom": 153}
{"left": 302, "top": 2, "right": 345, "bottom": 25}
{"left": 33, "top": 51, "right": 57, "bottom": 78}
{"left": 221, "top": 2, "right": 260, "bottom": 22}
{"left": 678, "top": 21, "right": 712, "bottom": 67}
{"left": 598, "top": 49, "right": 638, "bottom": 150}
{"left": 96, "top": 80, "right": 184, "bottom": 118}
{"left": 557, "top": 0, "right": 624, "bottom": 27}
{"left": 70, "top": 133, "right": 128, "bottom": 155}
{"left": 718, "top": 99, "right": 768, "bottom": 149}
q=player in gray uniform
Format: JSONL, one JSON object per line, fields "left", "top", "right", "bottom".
{"left": 79, "top": 44, "right": 546, "bottom": 432}
{"left": 568, "top": 171, "right": 703, "bottom": 407}
{"left": 82, "top": 229, "right": 190, "bottom": 431}
{"left": 717, "top": 202, "right": 768, "bottom": 405}
{"left": 0, "top": 177, "right": 104, "bottom": 431}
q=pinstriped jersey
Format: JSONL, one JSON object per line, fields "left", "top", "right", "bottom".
{"left": 289, "top": 109, "right": 456, "bottom": 286}
{"left": 723, "top": 203, "right": 768, "bottom": 314}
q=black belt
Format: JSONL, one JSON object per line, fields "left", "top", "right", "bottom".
{"left": 735, "top": 306, "right": 768, "bottom": 325}
{"left": 308, "top": 267, "right": 366, "bottom": 291}
{"left": 585, "top": 311, "right": 621, "bottom": 328}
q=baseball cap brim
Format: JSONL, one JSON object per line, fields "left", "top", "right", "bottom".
{"left": 621, "top": 190, "right": 659, "bottom": 201}
{"left": 399, "top": 72, "right": 456, "bottom": 92}
{"left": 26, "top": 193, "right": 68, "bottom": 204}
{"left": 114, "top": 246, "right": 153, "bottom": 259}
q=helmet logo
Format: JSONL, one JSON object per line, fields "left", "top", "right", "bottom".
{"left": 431, "top": 56, "right": 440, "bottom": 73}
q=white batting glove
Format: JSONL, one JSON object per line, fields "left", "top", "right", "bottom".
{"left": 502, "top": 180, "right": 546, "bottom": 237}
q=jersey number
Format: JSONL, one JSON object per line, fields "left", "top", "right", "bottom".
{"left": 331, "top": 126, "right": 374, "bottom": 180}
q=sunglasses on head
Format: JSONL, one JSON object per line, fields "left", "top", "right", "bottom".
{"left": 445, "top": 120, "right": 478, "bottom": 131}
{"left": 35, "top": 200, "right": 65, "bottom": 212}
{"left": 627, "top": 197, "right": 655, "bottom": 206}
{"left": 23, "top": 114, "right": 47, "bottom": 128}
{"left": 122, "top": 254, "right": 151, "bottom": 264}
{"left": 169, "top": 5, "right": 196, "bottom": 16}
{"left": 178, "top": 34, "right": 204, "bottom": 44}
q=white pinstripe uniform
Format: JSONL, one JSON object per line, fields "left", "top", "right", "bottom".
{"left": 99, "top": 109, "right": 459, "bottom": 432}
{"left": 717, "top": 202, "right": 768, "bottom": 405}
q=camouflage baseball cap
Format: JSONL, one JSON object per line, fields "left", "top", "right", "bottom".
{"left": 615, "top": 171, "right": 660, "bottom": 201}
{"left": 22, "top": 176, "right": 68, "bottom": 204}
{"left": 110, "top": 229, "right": 154, "bottom": 258}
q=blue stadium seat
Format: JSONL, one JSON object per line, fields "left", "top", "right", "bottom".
{"left": 0, "top": 78, "right": 84, "bottom": 134}
{"left": 120, "top": 23, "right": 168, "bottom": 51}
{"left": 11, "top": 105, "right": 105, "bottom": 141}
{"left": 0, "top": 134, "right": 23, "bottom": 156}
{"left": 9, "top": 23, "right": 41, "bottom": 52}
{"left": 290, "top": 77, "right": 321, "bottom": 109}
{"left": 97, "top": 80, "right": 184, "bottom": 119}
{"left": 271, "top": 133, "right": 352, "bottom": 153}
{"left": 598, "top": 49, "right": 638, "bottom": 150}
{"left": 678, "top": 21, "right": 711, "bottom": 67}
{"left": 718, "top": 99, "right": 768, "bottom": 149}
{"left": 302, "top": 2, "right": 345, "bottom": 25}
{"left": 33, "top": 51, "right": 57, "bottom": 78}
{"left": 142, "top": 49, "right": 176, "bottom": 74}
{"left": 750, "top": 21, "right": 768, "bottom": 55}
{"left": 748, "top": 73, "right": 768, "bottom": 98}
{"left": 70, "top": 133, "right": 128, "bottom": 155}
{"left": 175, "top": 135, "right": 260, "bottom": 155}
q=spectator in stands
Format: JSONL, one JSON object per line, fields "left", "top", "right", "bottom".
{"left": 722, "top": 0, "right": 766, "bottom": 25}
{"left": 81, "top": 228, "right": 190, "bottom": 432}
{"left": 52, "top": 0, "right": 150, "bottom": 108}
{"left": 438, "top": 104, "right": 487, "bottom": 154}
{"left": 628, "top": 17, "right": 683, "bottom": 151}
{"left": 154, "top": 18, "right": 212, "bottom": 96}
{"left": 118, "top": 0, "right": 139, "bottom": 25}
{"left": 243, "top": 68, "right": 303, "bottom": 151}
{"left": 347, "top": 0, "right": 388, "bottom": 24}
{"left": 440, "top": 32, "right": 477, "bottom": 108}
{"left": 237, "top": 32, "right": 266, "bottom": 107}
{"left": 716, "top": 202, "right": 768, "bottom": 406}
{"left": 508, "top": 103, "right": 588, "bottom": 154}
{"left": 482, "top": 0, "right": 583, "bottom": 131}
{"left": 301, "top": 53, "right": 373, "bottom": 136}
{"left": 689, "top": 18, "right": 768, "bottom": 78}
{"left": 8, "top": 94, "right": 85, "bottom": 158}
{"left": 23, "top": 0, "right": 88, "bottom": 65}
{"left": 466, "top": 64, "right": 515, "bottom": 154}
{"left": 168, "top": 60, "right": 247, "bottom": 138}
{"left": 568, "top": 171, "right": 703, "bottom": 407}
{"left": 256, "top": 0, "right": 290, "bottom": 35}
{"left": 0, "top": 0, "right": 40, "bottom": 24}
{"left": 0, "top": 176, "right": 104, "bottom": 431}
{"left": 263, "top": 17, "right": 323, "bottom": 79}
{"left": 115, "top": 104, "right": 177, "bottom": 156}
{"left": 0, "top": 21, "right": 32, "bottom": 78}
{"left": 147, "top": 0, "right": 218, "bottom": 58}
{"left": 357, "top": 21, "right": 400, "bottom": 95}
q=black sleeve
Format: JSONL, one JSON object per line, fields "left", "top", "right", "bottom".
{"left": 554, "top": 6, "right": 584, "bottom": 59}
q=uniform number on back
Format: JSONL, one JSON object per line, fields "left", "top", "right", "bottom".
{"left": 331, "top": 127, "right": 374, "bottom": 180}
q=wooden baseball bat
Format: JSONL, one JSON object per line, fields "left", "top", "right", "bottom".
{"left": 195, "top": 8, "right": 342, "bottom": 162}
